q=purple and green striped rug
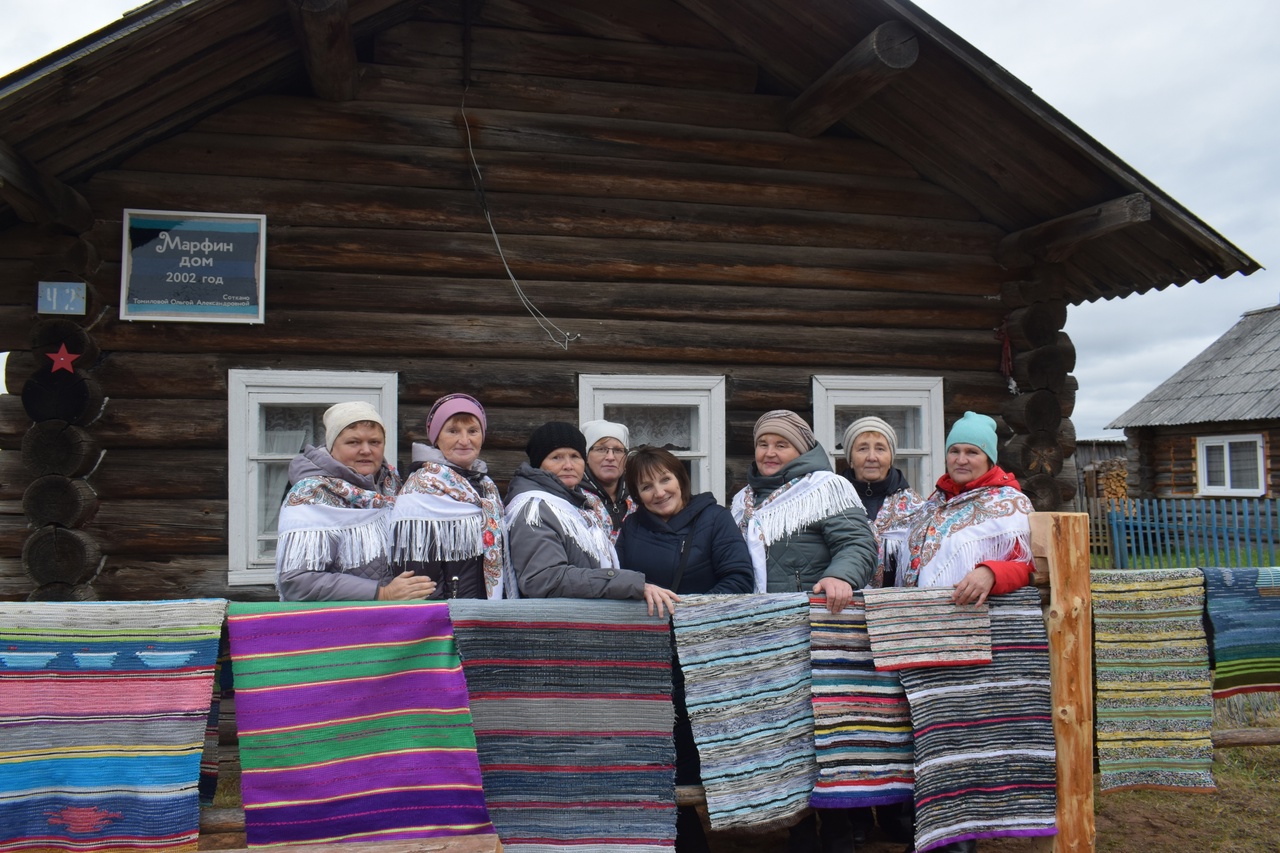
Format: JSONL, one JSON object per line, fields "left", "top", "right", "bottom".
{"left": 226, "top": 601, "right": 494, "bottom": 847}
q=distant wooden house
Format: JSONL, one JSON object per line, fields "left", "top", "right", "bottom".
{"left": 0, "top": 0, "right": 1259, "bottom": 601}
{"left": 1109, "top": 304, "right": 1280, "bottom": 499}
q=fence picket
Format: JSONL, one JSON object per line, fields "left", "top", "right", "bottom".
{"left": 1085, "top": 495, "right": 1279, "bottom": 570}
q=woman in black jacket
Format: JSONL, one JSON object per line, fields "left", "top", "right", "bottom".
{"left": 616, "top": 446, "right": 754, "bottom": 853}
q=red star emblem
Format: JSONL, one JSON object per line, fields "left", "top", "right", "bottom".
{"left": 45, "top": 343, "right": 80, "bottom": 374}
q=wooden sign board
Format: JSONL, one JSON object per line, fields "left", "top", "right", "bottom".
{"left": 120, "top": 209, "right": 266, "bottom": 323}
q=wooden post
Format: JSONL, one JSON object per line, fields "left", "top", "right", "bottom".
{"left": 286, "top": 0, "right": 360, "bottom": 101}
{"left": 1030, "top": 512, "right": 1095, "bottom": 853}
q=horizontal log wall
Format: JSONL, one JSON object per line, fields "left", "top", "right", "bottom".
{"left": 0, "top": 0, "right": 1048, "bottom": 600}
{"left": 1133, "top": 422, "right": 1279, "bottom": 499}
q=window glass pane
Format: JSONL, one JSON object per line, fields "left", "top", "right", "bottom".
{"left": 1228, "top": 441, "right": 1260, "bottom": 490}
{"left": 260, "top": 405, "right": 326, "bottom": 455}
{"left": 834, "top": 405, "right": 922, "bottom": 451}
{"left": 257, "top": 459, "right": 293, "bottom": 559}
{"left": 604, "top": 404, "right": 698, "bottom": 452}
{"left": 1204, "top": 444, "right": 1225, "bottom": 487}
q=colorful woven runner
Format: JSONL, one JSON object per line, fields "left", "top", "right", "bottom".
{"left": 1092, "top": 569, "right": 1215, "bottom": 792}
{"left": 896, "top": 588, "right": 1057, "bottom": 852}
{"left": 862, "top": 587, "right": 991, "bottom": 670}
{"left": 198, "top": 626, "right": 231, "bottom": 807}
{"left": 448, "top": 599, "right": 676, "bottom": 852}
{"left": 226, "top": 601, "right": 494, "bottom": 847}
{"left": 1202, "top": 566, "right": 1280, "bottom": 725}
{"left": 672, "top": 593, "right": 816, "bottom": 832}
{"left": 807, "top": 593, "right": 913, "bottom": 809}
{"left": 0, "top": 599, "right": 226, "bottom": 853}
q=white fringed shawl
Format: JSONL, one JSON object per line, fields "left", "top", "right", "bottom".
{"left": 904, "top": 485, "right": 1033, "bottom": 589}
{"left": 505, "top": 489, "right": 618, "bottom": 572}
{"left": 871, "top": 487, "right": 925, "bottom": 588}
{"left": 731, "top": 470, "right": 863, "bottom": 593}
{"left": 275, "top": 481, "right": 395, "bottom": 583}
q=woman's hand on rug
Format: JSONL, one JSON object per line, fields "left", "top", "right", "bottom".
{"left": 813, "top": 577, "right": 854, "bottom": 613}
{"left": 951, "top": 565, "right": 995, "bottom": 606}
{"left": 378, "top": 571, "right": 437, "bottom": 601}
{"left": 643, "top": 583, "right": 681, "bottom": 619}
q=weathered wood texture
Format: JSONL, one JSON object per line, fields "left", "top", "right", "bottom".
{"left": 287, "top": 0, "right": 360, "bottom": 101}
{"left": 1127, "top": 421, "right": 1280, "bottom": 499}
{"left": 0, "top": 7, "right": 1039, "bottom": 598}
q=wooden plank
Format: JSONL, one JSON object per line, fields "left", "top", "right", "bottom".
{"left": 287, "top": 0, "right": 360, "bottom": 101}
{"left": 85, "top": 171, "right": 995, "bottom": 254}
{"left": 1212, "top": 728, "right": 1280, "bottom": 748}
{"left": 998, "top": 194, "right": 1152, "bottom": 266}
{"left": 0, "top": 499, "right": 228, "bottom": 556}
{"left": 124, "top": 130, "right": 974, "bottom": 219}
{"left": 374, "top": 22, "right": 757, "bottom": 92}
{"left": 786, "top": 21, "right": 919, "bottom": 138}
{"left": 0, "top": 140, "right": 94, "bottom": 233}
{"left": 1030, "top": 512, "right": 1095, "bottom": 853}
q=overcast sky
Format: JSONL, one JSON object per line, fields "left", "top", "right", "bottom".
{"left": 2, "top": 1, "right": 1275, "bottom": 438}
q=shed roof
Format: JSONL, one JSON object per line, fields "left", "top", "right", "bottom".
{"left": 0, "top": 0, "right": 1260, "bottom": 305}
{"left": 1108, "top": 304, "right": 1280, "bottom": 428}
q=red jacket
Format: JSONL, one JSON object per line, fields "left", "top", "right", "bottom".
{"left": 933, "top": 465, "right": 1035, "bottom": 594}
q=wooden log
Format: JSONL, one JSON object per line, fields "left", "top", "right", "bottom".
{"left": 999, "top": 270, "right": 1067, "bottom": 309}
{"left": 87, "top": 170, "right": 999, "bottom": 256}
{"left": 1020, "top": 473, "right": 1063, "bottom": 512}
{"left": 1057, "top": 331, "right": 1077, "bottom": 373}
{"left": 1212, "top": 728, "right": 1280, "bottom": 748}
{"left": 998, "top": 193, "right": 1151, "bottom": 267}
{"left": 22, "top": 526, "right": 102, "bottom": 586}
{"left": 32, "top": 236, "right": 101, "bottom": 278}
{"left": 20, "top": 420, "right": 101, "bottom": 477}
{"left": 1001, "top": 430, "right": 1065, "bottom": 478}
{"left": 1013, "top": 346, "right": 1068, "bottom": 395}
{"left": 21, "top": 370, "right": 105, "bottom": 426}
{"left": 1029, "top": 512, "right": 1094, "bottom": 853}
{"left": 1058, "top": 417, "right": 1078, "bottom": 458}
{"left": 197, "top": 817, "right": 500, "bottom": 853}
{"left": 0, "top": 140, "right": 95, "bottom": 234}
{"left": 287, "top": 0, "right": 360, "bottom": 101}
{"left": 26, "top": 582, "right": 74, "bottom": 601}
{"left": 1005, "top": 301, "right": 1067, "bottom": 350}
{"left": 786, "top": 21, "right": 918, "bottom": 138}
{"left": 375, "top": 22, "right": 758, "bottom": 92}
{"left": 1001, "top": 390, "right": 1061, "bottom": 434}
{"left": 89, "top": 556, "right": 278, "bottom": 602}
{"left": 28, "top": 318, "right": 99, "bottom": 370}
{"left": 1056, "top": 472, "right": 1079, "bottom": 505}
{"left": 1060, "top": 374, "right": 1078, "bottom": 418}
{"left": 22, "top": 475, "right": 98, "bottom": 528}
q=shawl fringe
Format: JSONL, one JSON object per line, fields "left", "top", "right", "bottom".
{"left": 918, "top": 529, "right": 1031, "bottom": 588}
{"left": 509, "top": 491, "right": 616, "bottom": 569}
{"left": 275, "top": 513, "right": 391, "bottom": 579}
{"left": 738, "top": 472, "right": 861, "bottom": 547}
{"left": 391, "top": 514, "right": 485, "bottom": 562}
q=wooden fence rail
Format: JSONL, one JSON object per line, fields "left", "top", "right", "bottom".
{"left": 1084, "top": 497, "right": 1280, "bottom": 569}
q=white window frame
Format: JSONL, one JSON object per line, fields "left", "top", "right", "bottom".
{"left": 1196, "top": 433, "right": 1266, "bottom": 497}
{"left": 578, "top": 374, "right": 726, "bottom": 502}
{"left": 811, "top": 375, "right": 945, "bottom": 490}
{"left": 228, "top": 369, "right": 398, "bottom": 586}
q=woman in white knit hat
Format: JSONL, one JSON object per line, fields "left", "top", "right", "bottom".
{"left": 578, "top": 418, "right": 636, "bottom": 540}
{"left": 840, "top": 415, "right": 925, "bottom": 590}
{"left": 276, "top": 401, "right": 435, "bottom": 602}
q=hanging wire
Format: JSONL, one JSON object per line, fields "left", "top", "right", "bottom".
{"left": 457, "top": 94, "right": 579, "bottom": 350}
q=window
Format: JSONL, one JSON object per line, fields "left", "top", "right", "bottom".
{"left": 811, "top": 375, "right": 945, "bottom": 491}
{"left": 578, "top": 375, "right": 726, "bottom": 502}
{"left": 228, "top": 369, "right": 398, "bottom": 586}
{"left": 1196, "top": 434, "right": 1265, "bottom": 497}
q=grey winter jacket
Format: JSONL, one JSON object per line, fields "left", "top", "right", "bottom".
{"left": 743, "top": 443, "right": 878, "bottom": 593}
{"left": 505, "top": 463, "right": 646, "bottom": 600}
{"left": 276, "top": 444, "right": 399, "bottom": 602}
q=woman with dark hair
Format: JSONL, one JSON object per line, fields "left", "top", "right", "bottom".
{"left": 616, "top": 446, "right": 754, "bottom": 853}
{"left": 505, "top": 422, "right": 679, "bottom": 616}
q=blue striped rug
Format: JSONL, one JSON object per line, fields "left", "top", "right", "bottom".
{"left": 672, "top": 593, "right": 816, "bottom": 832}
{"left": 1202, "top": 566, "right": 1280, "bottom": 725}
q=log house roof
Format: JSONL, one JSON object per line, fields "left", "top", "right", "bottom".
{"left": 0, "top": 0, "right": 1260, "bottom": 305}
{"left": 1108, "top": 304, "right": 1280, "bottom": 428}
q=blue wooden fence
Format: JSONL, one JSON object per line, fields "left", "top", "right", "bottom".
{"left": 1090, "top": 497, "right": 1280, "bottom": 569}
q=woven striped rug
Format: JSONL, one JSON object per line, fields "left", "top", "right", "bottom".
{"left": 862, "top": 587, "right": 991, "bottom": 670}
{"left": 448, "top": 599, "right": 676, "bottom": 852}
{"left": 226, "top": 601, "right": 494, "bottom": 847}
{"left": 1202, "top": 566, "right": 1280, "bottom": 725}
{"left": 671, "top": 593, "right": 816, "bottom": 832}
{"left": 198, "top": 627, "right": 231, "bottom": 807}
{"left": 1092, "top": 569, "right": 1215, "bottom": 793}
{"left": 0, "top": 599, "right": 226, "bottom": 853}
{"left": 896, "top": 588, "right": 1057, "bottom": 852}
{"left": 807, "top": 594, "right": 913, "bottom": 809}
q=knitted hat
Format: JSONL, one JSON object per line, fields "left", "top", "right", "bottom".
{"left": 753, "top": 410, "right": 816, "bottom": 453}
{"left": 841, "top": 416, "right": 898, "bottom": 464}
{"left": 426, "top": 393, "right": 487, "bottom": 444}
{"left": 323, "top": 401, "right": 385, "bottom": 450}
{"left": 526, "top": 421, "right": 588, "bottom": 468}
{"left": 945, "top": 411, "right": 999, "bottom": 464}
{"left": 580, "top": 419, "right": 630, "bottom": 452}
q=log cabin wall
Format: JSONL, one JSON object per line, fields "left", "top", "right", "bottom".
{"left": 1123, "top": 422, "right": 1278, "bottom": 499}
{"left": 0, "top": 0, "right": 1077, "bottom": 601}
